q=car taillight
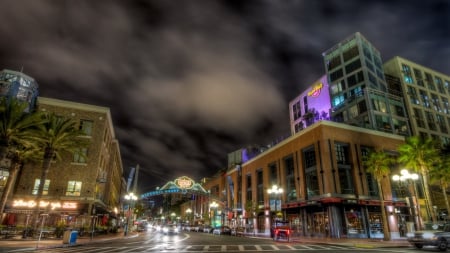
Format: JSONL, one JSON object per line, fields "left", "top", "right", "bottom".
{"left": 287, "top": 230, "right": 290, "bottom": 235}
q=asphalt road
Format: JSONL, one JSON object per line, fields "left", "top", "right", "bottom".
{"left": 1, "top": 230, "right": 422, "bottom": 253}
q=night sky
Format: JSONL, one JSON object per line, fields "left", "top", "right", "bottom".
{"left": 0, "top": 0, "right": 448, "bottom": 194}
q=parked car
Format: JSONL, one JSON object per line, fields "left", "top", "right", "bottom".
{"left": 231, "top": 227, "right": 245, "bottom": 236}
{"left": 203, "top": 225, "right": 214, "bottom": 233}
{"left": 407, "top": 224, "right": 450, "bottom": 251}
{"left": 212, "top": 226, "right": 231, "bottom": 235}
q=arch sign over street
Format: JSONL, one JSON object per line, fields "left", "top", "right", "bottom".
{"left": 140, "top": 176, "right": 208, "bottom": 199}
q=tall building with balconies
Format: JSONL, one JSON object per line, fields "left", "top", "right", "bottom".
{"left": 0, "top": 69, "right": 39, "bottom": 112}
{"left": 383, "top": 56, "right": 450, "bottom": 146}
{"left": 322, "top": 32, "right": 410, "bottom": 136}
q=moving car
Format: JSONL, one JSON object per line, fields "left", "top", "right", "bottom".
{"left": 162, "top": 224, "right": 179, "bottom": 235}
{"left": 407, "top": 224, "right": 450, "bottom": 251}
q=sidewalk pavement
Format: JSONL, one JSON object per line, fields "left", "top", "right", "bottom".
{"left": 1, "top": 232, "right": 412, "bottom": 250}
{"left": 244, "top": 232, "right": 411, "bottom": 248}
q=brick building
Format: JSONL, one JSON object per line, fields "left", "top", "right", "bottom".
{"left": 5, "top": 97, "right": 124, "bottom": 231}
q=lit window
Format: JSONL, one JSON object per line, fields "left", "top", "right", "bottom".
{"left": 32, "top": 179, "right": 50, "bottom": 195}
{"left": 66, "top": 181, "right": 82, "bottom": 196}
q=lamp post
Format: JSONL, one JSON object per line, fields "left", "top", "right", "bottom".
{"left": 210, "top": 201, "right": 218, "bottom": 227}
{"left": 267, "top": 185, "right": 283, "bottom": 221}
{"left": 392, "top": 169, "right": 421, "bottom": 231}
{"left": 124, "top": 192, "right": 137, "bottom": 236}
{"left": 186, "top": 208, "right": 192, "bottom": 225}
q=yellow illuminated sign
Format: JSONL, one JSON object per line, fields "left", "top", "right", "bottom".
{"left": 307, "top": 82, "right": 323, "bottom": 97}
{"left": 12, "top": 199, "right": 77, "bottom": 210}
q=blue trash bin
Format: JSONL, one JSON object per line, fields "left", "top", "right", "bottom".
{"left": 69, "top": 231, "right": 78, "bottom": 245}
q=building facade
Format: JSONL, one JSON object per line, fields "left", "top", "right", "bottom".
{"left": 383, "top": 56, "right": 450, "bottom": 146}
{"left": 322, "top": 32, "right": 410, "bottom": 136}
{"left": 4, "top": 97, "right": 124, "bottom": 231}
{"left": 203, "top": 121, "right": 407, "bottom": 239}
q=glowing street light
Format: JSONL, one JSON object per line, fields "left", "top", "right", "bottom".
{"left": 267, "top": 185, "right": 283, "bottom": 220}
{"left": 124, "top": 192, "right": 138, "bottom": 236}
{"left": 186, "top": 208, "right": 192, "bottom": 224}
{"left": 392, "top": 169, "right": 421, "bottom": 230}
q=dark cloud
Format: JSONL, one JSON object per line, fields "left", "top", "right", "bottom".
{"left": 0, "top": 0, "right": 448, "bottom": 193}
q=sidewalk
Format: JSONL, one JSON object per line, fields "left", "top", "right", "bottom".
{"left": 0, "top": 232, "right": 139, "bottom": 250}
{"left": 244, "top": 232, "right": 411, "bottom": 248}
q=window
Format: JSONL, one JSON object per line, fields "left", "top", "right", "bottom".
{"left": 269, "top": 163, "right": 277, "bottom": 186}
{"left": 330, "top": 68, "right": 343, "bottom": 82}
{"left": 327, "top": 55, "right": 342, "bottom": 71}
{"left": 32, "top": 179, "right": 50, "bottom": 195}
{"left": 372, "top": 99, "right": 387, "bottom": 113}
{"left": 343, "top": 45, "right": 359, "bottom": 62}
{"left": 303, "top": 146, "right": 319, "bottom": 197}
{"left": 73, "top": 147, "right": 88, "bottom": 163}
{"left": 256, "top": 170, "right": 264, "bottom": 206}
{"left": 345, "top": 59, "right": 361, "bottom": 74}
{"left": 330, "top": 81, "right": 344, "bottom": 95}
{"left": 66, "top": 181, "right": 82, "bottom": 196}
{"left": 402, "top": 64, "right": 413, "bottom": 84}
{"left": 284, "top": 156, "right": 296, "bottom": 201}
{"left": 347, "top": 71, "right": 364, "bottom": 87}
{"left": 292, "top": 101, "right": 301, "bottom": 120}
{"left": 390, "top": 104, "right": 405, "bottom": 117}
{"left": 332, "top": 94, "right": 345, "bottom": 108}
{"left": 419, "top": 90, "right": 430, "bottom": 108}
{"left": 335, "top": 142, "right": 354, "bottom": 194}
{"left": 80, "top": 120, "right": 93, "bottom": 136}
{"left": 375, "top": 115, "right": 391, "bottom": 131}
{"left": 246, "top": 174, "right": 252, "bottom": 201}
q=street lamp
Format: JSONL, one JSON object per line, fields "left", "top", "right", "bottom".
{"left": 392, "top": 169, "right": 421, "bottom": 231}
{"left": 210, "top": 201, "right": 218, "bottom": 227}
{"left": 267, "top": 185, "right": 283, "bottom": 221}
{"left": 186, "top": 208, "right": 192, "bottom": 224}
{"left": 124, "top": 192, "right": 137, "bottom": 236}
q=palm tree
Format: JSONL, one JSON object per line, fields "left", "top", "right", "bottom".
{"left": 28, "top": 113, "right": 89, "bottom": 229}
{"left": 364, "top": 149, "right": 395, "bottom": 241}
{"left": 0, "top": 98, "right": 44, "bottom": 215}
{"left": 397, "top": 136, "right": 440, "bottom": 224}
{"left": 429, "top": 146, "right": 450, "bottom": 221}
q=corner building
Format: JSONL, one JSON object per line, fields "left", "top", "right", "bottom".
{"left": 226, "top": 121, "right": 405, "bottom": 239}
{"left": 7, "top": 97, "right": 124, "bottom": 230}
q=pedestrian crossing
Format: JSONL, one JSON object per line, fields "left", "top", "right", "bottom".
{"left": 33, "top": 244, "right": 361, "bottom": 252}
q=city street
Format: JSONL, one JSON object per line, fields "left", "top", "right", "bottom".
{"left": 0, "top": 230, "right": 419, "bottom": 253}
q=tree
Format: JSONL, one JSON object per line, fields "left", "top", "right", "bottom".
{"left": 397, "top": 136, "right": 440, "bottom": 224}
{"left": 0, "top": 98, "right": 44, "bottom": 215}
{"left": 364, "top": 149, "right": 394, "bottom": 241}
{"left": 28, "top": 113, "right": 89, "bottom": 229}
{"left": 429, "top": 146, "right": 450, "bottom": 221}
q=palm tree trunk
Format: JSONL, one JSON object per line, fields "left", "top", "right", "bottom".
{"left": 33, "top": 147, "right": 54, "bottom": 231}
{"left": 441, "top": 182, "right": 450, "bottom": 221}
{"left": 421, "top": 168, "right": 436, "bottom": 223}
{"left": 0, "top": 162, "right": 20, "bottom": 214}
{"left": 378, "top": 180, "right": 390, "bottom": 241}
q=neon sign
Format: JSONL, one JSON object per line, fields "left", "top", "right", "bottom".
{"left": 12, "top": 199, "right": 77, "bottom": 210}
{"left": 307, "top": 83, "right": 323, "bottom": 97}
{"left": 175, "top": 176, "right": 194, "bottom": 189}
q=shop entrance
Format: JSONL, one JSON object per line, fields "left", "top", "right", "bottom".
{"left": 306, "top": 211, "right": 328, "bottom": 237}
